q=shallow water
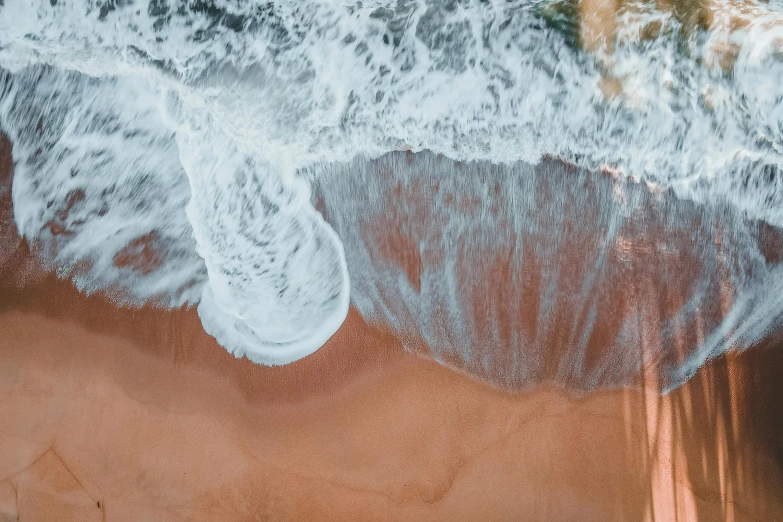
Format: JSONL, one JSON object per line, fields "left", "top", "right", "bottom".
{"left": 314, "top": 152, "right": 783, "bottom": 391}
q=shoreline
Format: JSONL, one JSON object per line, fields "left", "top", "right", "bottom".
{"left": 2, "top": 267, "right": 783, "bottom": 521}
{"left": 3, "top": 132, "right": 783, "bottom": 520}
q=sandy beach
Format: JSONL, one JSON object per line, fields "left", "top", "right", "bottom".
{"left": 3, "top": 248, "right": 783, "bottom": 521}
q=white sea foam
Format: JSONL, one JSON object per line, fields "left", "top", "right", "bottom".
{"left": 0, "top": 67, "right": 205, "bottom": 305}
{"left": 0, "top": 0, "right": 782, "bottom": 374}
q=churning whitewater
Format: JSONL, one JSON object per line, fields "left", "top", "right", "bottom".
{"left": 1, "top": 0, "right": 783, "bottom": 384}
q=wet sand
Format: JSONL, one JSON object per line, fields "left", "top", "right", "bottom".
{"left": 2, "top": 254, "right": 783, "bottom": 521}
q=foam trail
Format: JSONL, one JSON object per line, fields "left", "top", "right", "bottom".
{"left": 176, "top": 122, "right": 350, "bottom": 365}
{"left": 665, "top": 262, "right": 783, "bottom": 391}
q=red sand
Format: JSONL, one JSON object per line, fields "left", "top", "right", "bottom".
{"left": 2, "top": 265, "right": 783, "bottom": 521}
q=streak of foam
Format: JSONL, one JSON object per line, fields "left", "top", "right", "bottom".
{"left": 313, "top": 152, "right": 783, "bottom": 392}
{"left": 175, "top": 119, "right": 350, "bottom": 365}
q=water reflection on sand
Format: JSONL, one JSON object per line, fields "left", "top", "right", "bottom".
{"left": 315, "top": 152, "right": 783, "bottom": 392}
